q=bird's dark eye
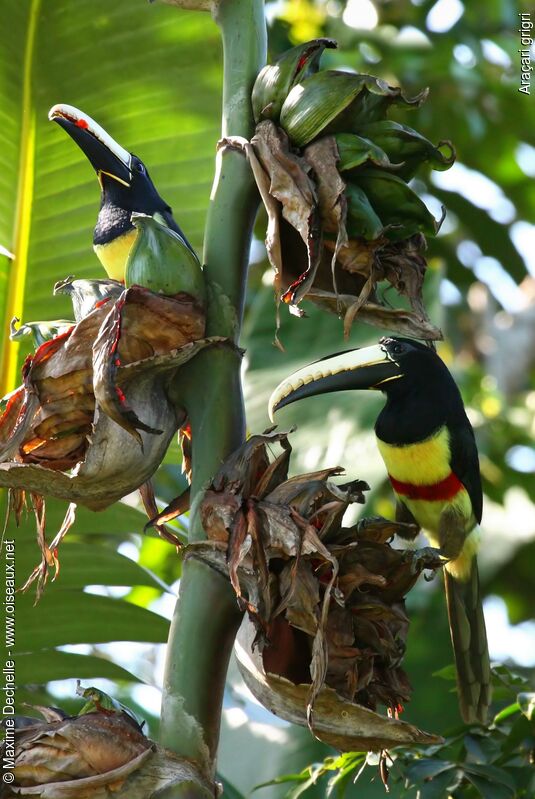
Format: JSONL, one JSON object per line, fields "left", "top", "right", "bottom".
{"left": 134, "top": 162, "right": 145, "bottom": 174}
{"left": 391, "top": 343, "right": 404, "bottom": 355}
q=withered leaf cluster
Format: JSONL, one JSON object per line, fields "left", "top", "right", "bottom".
{"left": 3, "top": 703, "right": 152, "bottom": 797}
{"left": 3, "top": 286, "right": 203, "bottom": 468}
{"left": 0, "top": 279, "right": 217, "bottom": 595}
{"left": 194, "top": 430, "right": 437, "bottom": 730}
{"left": 1, "top": 697, "right": 213, "bottom": 799}
{"left": 227, "top": 122, "right": 442, "bottom": 344}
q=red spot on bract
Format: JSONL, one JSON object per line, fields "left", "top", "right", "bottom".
{"left": 0, "top": 387, "right": 25, "bottom": 427}
{"left": 116, "top": 387, "right": 127, "bottom": 404}
{"left": 296, "top": 53, "right": 309, "bottom": 73}
{"left": 94, "top": 298, "right": 111, "bottom": 310}
{"left": 75, "top": 118, "right": 89, "bottom": 129}
{"left": 33, "top": 330, "right": 73, "bottom": 366}
{"left": 311, "top": 558, "right": 333, "bottom": 584}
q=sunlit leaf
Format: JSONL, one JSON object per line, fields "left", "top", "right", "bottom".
{"left": 0, "top": 0, "right": 221, "bottom": 395}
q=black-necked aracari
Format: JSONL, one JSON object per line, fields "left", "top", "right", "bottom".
{"left": 49, "top": 103, "right": 196, "bottom": 282}
{"left": 268, "top": 336, "right": 490, "bottom": 724}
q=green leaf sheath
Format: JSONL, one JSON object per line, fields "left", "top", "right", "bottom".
{"left": 159, "top": 0, "right": 267, "bottom": 779}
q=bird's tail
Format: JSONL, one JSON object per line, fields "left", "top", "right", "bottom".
{"left": 444, "top": 559, "right": 491, "bottom": 724}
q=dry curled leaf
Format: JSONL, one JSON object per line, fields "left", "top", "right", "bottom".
{"left": 235, "top": 616, "right": 443, "bottom": 752}
{"left": 6, "top": 710, "right": 152, "bottom": 792}
{"left": 190, "top": 430, "right": 442, "bottom": 749}
{"left": 0, "top": 280, "right": 225, "bottom": 595}
{"left": 2, "top": 705, "right": 214, "bottom": 799}
{"left": 236, "top": 119, "right": 443, "bottom": 341}
{"left": 0, "top": 285, "right": 207, "bottom": 498}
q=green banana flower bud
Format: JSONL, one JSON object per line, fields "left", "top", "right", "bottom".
{"left": 280, "top": 71, "right": 427, "bottom": 149}
{"left": 334, "top": 132, "right": 393, "bottom": 172}
{"left": 345, "top": 183, "right": 384, "bottom": 240}
{"left": 125, "top": 213, "right": 205, "bottom": 304}
{"left": 356, "top": 169, "right": 441, "bottom": 241}
{"left": 252, "top": 38, "right": 337, "bottom": 124}
{"left": 358, "top": 120, "right": 455, "bottom": 180}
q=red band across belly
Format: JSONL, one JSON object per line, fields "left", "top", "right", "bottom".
{"left": 389, "top": 472, "right": 464, "bottom": 501}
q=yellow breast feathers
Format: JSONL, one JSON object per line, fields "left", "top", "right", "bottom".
{"left": 93, "top": 227, "right": 138, "bottom": 281}
{"left": 376, "top": 426, "right": 452, "bottom": 485}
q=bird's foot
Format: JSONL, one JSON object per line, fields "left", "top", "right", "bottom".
{"left": 406, "top": 546, "right": 447, "bottom": 575}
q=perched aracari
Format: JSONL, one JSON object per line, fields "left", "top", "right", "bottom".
{"left": 49, "top": 104, "right": 195, "bottom": 281}
{"left": 269, "top": 336, "right": 490, "bottom": 723}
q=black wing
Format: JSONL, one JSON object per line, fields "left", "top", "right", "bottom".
{"left": 395, "top": 500, "right": 421, "bottom": 540}
{"left": 449, "top": 416, "right": 483, "bottom": 525}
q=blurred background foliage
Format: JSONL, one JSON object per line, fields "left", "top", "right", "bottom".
{"left": 0, "top": 0, "right": 534, "bottom": 797}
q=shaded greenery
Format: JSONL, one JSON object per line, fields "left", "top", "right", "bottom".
{"left": 261, "top": 667, "right": 535, "bottom": 798}
{"left": 1, "top": 0, "right": 534, "bottom": 796}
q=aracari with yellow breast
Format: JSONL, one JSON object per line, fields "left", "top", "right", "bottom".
{"left": 268, "top": 336, "right": 490, "bottom": 723}
{"left": 49, "top": 104, "right": 196, "bottom": 282}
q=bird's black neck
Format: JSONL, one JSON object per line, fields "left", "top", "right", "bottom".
{"left": 375, "top": 383, "right": 452, "bottom": 445}
{"left": 93, "top": 202, "right": 133, "bottom": 246}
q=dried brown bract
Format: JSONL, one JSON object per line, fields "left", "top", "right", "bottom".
{"left": 190, "top": 431, "right": 442, "bottom": 750}
{"left": 2, "top": 701, "right": 213, "bottom": 798}
{"left": 238, "top": 41, "right": 455, "bottom": 343}
{"left": 227, "top": 123, "right": 442, "bottom": 343}
{"left": 0, "top": 280, "right": 221, "bottom": 596}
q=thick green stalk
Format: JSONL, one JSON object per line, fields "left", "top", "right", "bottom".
{"left": 159, "top": 0, "right": 266, "bottom": 782}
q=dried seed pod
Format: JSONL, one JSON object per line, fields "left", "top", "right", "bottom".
{"left": 2, "top": 700, "right": 213, "bottom": 798}
{"left": 237, "top": 115, "right": 444, "bottom": 340}
{"left": 235, "top": 616, "right": 442, "bottom": 752}
{"left": 252, "top": 38, "right": 337, "bottom": 123}
{"left": 246, "top": 34, "right": 452, "bottom": 342}
{"left": 8, "top": 709, "right": 151, "bottom": 790}
{"left": 0, "top": 277, "right": 221, "bottom": 594}
{"left": 0, "top": 338, "right": 214, "bottom": 509}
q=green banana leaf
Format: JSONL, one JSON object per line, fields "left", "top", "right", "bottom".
{"left": 0, "top": 0, "right": 220, "bottom": 706}
{"left": 7, "top": 494, "right": 173, "bottom": 689}
{"left": 0, "top": 0, "right": 222, "bottom": 396}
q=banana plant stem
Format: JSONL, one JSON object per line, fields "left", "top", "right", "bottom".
{"left": 159, "top": 0, "right": 266, "bottom": 782}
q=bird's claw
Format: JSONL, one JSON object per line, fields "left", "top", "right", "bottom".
{"left": 406, "top": 546, "right": 446, "bottom": 575}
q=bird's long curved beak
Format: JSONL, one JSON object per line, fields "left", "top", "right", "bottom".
{"left": 268, "top": 343, "right": 404, "bottom": 421}
{"left": 49, "top": 103, "right": 132, "bottom": 186}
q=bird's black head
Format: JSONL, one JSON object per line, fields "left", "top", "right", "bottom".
{"left": 269, "top": 336, "right": 449, "bottom": 419}
{"left": 100, "top": 152, "right": 171, "bottom": 218}
{"left": 49, "top": 104, "right": 171, "bottom": 217}
{"left": 374, "top": 337, "right": 448, "bottom": 398}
